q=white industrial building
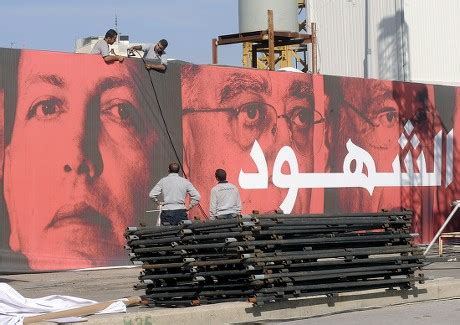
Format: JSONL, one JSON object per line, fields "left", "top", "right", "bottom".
{"left": 306, "top": 0, "right": 460, "bottom": 86}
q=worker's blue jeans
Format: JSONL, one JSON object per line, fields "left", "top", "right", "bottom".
{"left": 161, "top": 209, "right": 188, "bottom": 225}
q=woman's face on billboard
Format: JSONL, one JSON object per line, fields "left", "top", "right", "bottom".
{"left": 4, "top": 51, "right": 156, "bottom": 270}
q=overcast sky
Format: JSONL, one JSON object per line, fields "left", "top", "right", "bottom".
{"left": 0, "top": 0, "right": 243, "bottom": 66}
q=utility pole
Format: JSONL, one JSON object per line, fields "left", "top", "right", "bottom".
{"left": 115, "top": 14, "right": 119, "bottom": 42}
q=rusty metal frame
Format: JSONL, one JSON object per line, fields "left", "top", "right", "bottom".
{"left": 211, "top": 10, "right": 317, "bottom": 73}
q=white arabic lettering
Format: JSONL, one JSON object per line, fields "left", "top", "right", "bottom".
{"left": 238, "top": 140, "right": 268, "bottom": 189}
{"left": 238, "top": 130, "right": 453, "bottom": 214}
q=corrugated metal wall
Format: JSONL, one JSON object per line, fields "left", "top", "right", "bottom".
{"left": 307, "top": 0, "right": 460, "bottom": 86}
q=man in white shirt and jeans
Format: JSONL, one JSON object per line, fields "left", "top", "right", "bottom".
{"left": 149, "top": 162, "right": 200, "bottom": 225}
{"left": 209, "top": 169, "right": 242, "bottom": 219}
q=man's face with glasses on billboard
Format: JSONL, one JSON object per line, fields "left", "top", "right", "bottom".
{"left": 182, "top": 65, "right": 322, "bottom": 215}
{"left": 325, "top": 77, "right": 439, "bottom": 214}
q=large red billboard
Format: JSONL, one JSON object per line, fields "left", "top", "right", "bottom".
{"left": 0, "top": 49, "right": 183, "bottom": 272}
{"left": 0, "top": 50, "right": 458, "bottom": 273}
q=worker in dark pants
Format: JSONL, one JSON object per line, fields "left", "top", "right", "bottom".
{"left": 209, "top": 169, "right": 242, "bottom": 219}
{"left": 149, "top": 162, "right": 201, "bottom": 225}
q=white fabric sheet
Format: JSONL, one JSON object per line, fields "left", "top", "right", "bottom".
{"left": 0, "top": 283, "right": 126, "bottom": 325}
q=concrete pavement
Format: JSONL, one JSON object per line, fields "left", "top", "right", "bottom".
{"left": 1, "top": 257, "right": 459, "bottom": 324}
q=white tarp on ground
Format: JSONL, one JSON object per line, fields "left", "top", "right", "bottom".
{"left": 0, "top": 283, "right": 126, "bottom": 325}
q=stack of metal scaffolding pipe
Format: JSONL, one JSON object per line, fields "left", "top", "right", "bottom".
{"left": 125, "top": 211, "right": 426, "bottom": 307}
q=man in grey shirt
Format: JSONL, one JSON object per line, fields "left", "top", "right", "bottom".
{"left": 91, "top": 29, "right": 124, "bottom": 63}
{"left": 149, "top": 162, "right": 200, "bottom": 225}
{"left": 209, "top": 169, "right": 242, "bottom": 219}
{"left": 128, "top": 39, "right": 168, "bottom": 72}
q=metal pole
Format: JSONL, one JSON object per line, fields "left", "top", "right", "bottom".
{"left": 267, "top": 10, "right": 275, "bottom": 71}
{"left": 424, "top": 201, "right": 460, "bottom": 255}
{"left": 212, "top": 38, "right": 218, "bottom": 64}
{"left": 311, "top": 22, "right": 317, "bottom": 73}
{"left": 252, "top": 43, "right": 258, "bottom": 68}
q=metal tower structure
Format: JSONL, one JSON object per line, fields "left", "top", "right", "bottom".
{"left": 212, "top": 0, "right": 316, "bottom": 72}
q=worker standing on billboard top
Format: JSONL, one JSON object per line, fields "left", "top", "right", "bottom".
{"left": 91, "top": 29, "right": 124, "bottom": 63}
{"left": 149, "top": 162, "right": 201, "bottom": 225}
{"left": 209, "top": 169, "right": 242, "bottom": 219}
{"left": 128, "top": 39, "right": 168, "bottom": 72}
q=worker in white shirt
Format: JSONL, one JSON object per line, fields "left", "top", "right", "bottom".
{"left": 209, "top": 169, "right": 242, "bottom": 219}
{"left": 149, "top": 162, "right": 200, "bottom": 225}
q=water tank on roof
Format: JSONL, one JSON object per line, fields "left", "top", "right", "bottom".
{"left": 238, "top": 0, "right": 299, "bottom": 34}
